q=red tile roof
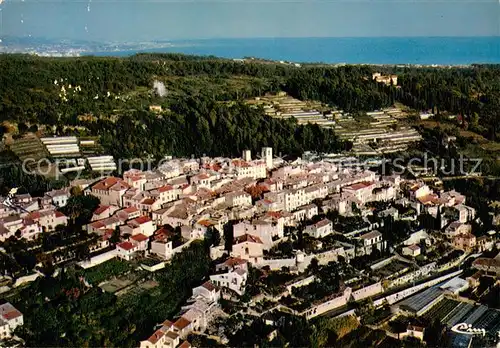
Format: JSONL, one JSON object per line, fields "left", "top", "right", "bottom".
{"left": 147, "top": 329, "right": 165, "bottom": 344}
{"left": 131, "top": 233, "right": 149, "bottom": 242}
{"left": 223, "top": 257, "right": 248, "bottom": 268}
{"left": 2, "top": 309, "right": 22, "bottom": 321}
{"left": 234, "top": 234, "right": 263, "bottom": 244}
{"left": 347, "top": 181, "right": 374, "bottom": 191}
{"left": 201, "top": 281, "right": 216, "bottom": 291}
{"left": 197, "top": 219, "right": 214, "bottom": 227}
{"left": 232, "top": 159, "right": 251, "bottom": 168}
{"left": 473, "top": 258, "right": 500, "bottom": 269}
{"left": 166, "top": 331, "right": 179, "bottom": 340}
{"left": 117, "top": 241, "right": 136, "bottom": 251}
{"left": 174, "top": 317, "right": 191, "bottom": 330}
{"left": 313, "top": 219, "right": 331, "bottom": 228}
{"left": 93, "top": 177, "right": 122, "bottom": 191}
{"left": 266, "top": 211, "right": 282, "bottom": 219}
{"left": 418, "top": 194, "right": 438, "bottom": 205}
{"left": 179, "top": 341, "right": 191, "bottom": 348}
{"left": 212, "top": 164, "right": 222, "bottom": 172}
{"left": 134, "top": 216, "right": 152, "bottom": 224}
{"left": 102, "top": 229, "right": 115, "bottom": 240}
{"left": 93, "top": 205, "right": 111, "bottom": 216}
{"left": 55, "top": 211, "right": 66, "bottom": 218}
{"left": 154, "top": 227, "right": 174, "bottom": 241}
{"left": 162, "top": 319, "right": 174, "bottom": 328}
{"left": 109, "top": 182, "right": 130, "bottom": 191}
{"left": 28, "top": 211, "right": 41, "bottom": 220}
{"left": 141, "top": 198, "right": 156, "bottom": 205}
{"left": 22, "top": 218, "right": 36, "bottom": 226}
{"left": 157, "top": 185, "right": 174, "bottom": 192}
{"left": 90, "top": 221, "right": 106, "bottom": 229}
{"left": 124, "top": 206, "right": 139, "bottom": 213}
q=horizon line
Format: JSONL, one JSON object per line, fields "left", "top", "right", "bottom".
{"left": 3, "top": 34, "right": 500, "bottom": 42}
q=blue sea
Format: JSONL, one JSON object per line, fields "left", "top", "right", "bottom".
{"left": 89, "top": 37, "right": 500, "bottom": 65}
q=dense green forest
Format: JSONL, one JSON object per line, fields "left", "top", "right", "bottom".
{"left": 89, "top": 98, "right": 345, "bottom": 158}
{"left": 1, "top": 53, "right": 500, "bottom": 160}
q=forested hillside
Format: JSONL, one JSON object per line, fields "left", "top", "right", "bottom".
{"left": 1, "top": 53, "right": 500, "bottom": 159}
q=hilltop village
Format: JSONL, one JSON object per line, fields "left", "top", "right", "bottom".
{"left": 0, "top": 146, "right": 499, "bottom": 347}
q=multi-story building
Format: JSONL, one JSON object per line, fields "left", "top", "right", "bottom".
{"left": 233, "top": 219, "right": 283, "bottom": 249}
{"left": 149, "top": 185, "right": 180, "bottom": 206}
{"left": 293, "top": 204, "right": 318, "bottom": 222}
{"left": 130, "top": 233, "right": 149, "bottom": 251}
{"left": 210, "top": 268, "right": 247, "bottom": 295}
{"left": 87, "top": 216, "right": 121, "bottom": 234}
{"left": 445, "top": 222, "right": 472, "bottom": 239}
{"left": 224, "top": 191, "right": 252, "bottom": 207}
{"left": 408, "top": 183, "right": 431, "bottom": 200}
{"left": 454, "top": 204, "right": 476, "bottom": 223}
{"left": 232, "top": 160, "right": 267, "bottom": 180}
{"left": 232, "top": 234, "right": 264, "bottom": 263}
{"left": 453, "top": 233, "right": 477, "bottom": 252}
{"left": 402, "top": 244, "right": 421, "bottom": 257}
{"left": 0, "top": 215, "right": 24, "bottom": 241}
{"left": 21, "top": 218, "right": 42, "bottom": 240}
{"left": 27, "top": 209, "right": 68, "bottom": 232}
{"left": 283, "top": 188, "right": 307, "bottom": 211}
{"left": 45, "top": 189, "right": 70, "bottom": 207}
{"left": 342, "top": 182, "right": 377, "bottom": 205}
{"left": 190, "top": 173, "right": 217, "bottom": 189}
{"left": 115, "top": 206, "right": 141, "bottom": 222}
{"left": 0, "top": 302, "right": 23, "bottom": 340}
{"left": 150, "top": 230, "right": 173, "bottom": 260}
{"left": 116, "top": 241, "right": 139, "bottom": 260}
{"left": 88, "top": 177, "right": 130, "bottom": 206}
{"left": 92, "top": 205, "right": 119, "bottom": 221}
{"left": 305, "top": 219, "right": 333, "bottom": 238}
{"left": 120, "top": 216, "right": 155, "bottom": 237}
{"left": 304, "top": 184, "right": 328, "bottom": 202}
{"left": 356, "top": 230, "right": 385, "bottom": 256}
{"left": 258, "top": 178, "right": 283, "bottom": 192}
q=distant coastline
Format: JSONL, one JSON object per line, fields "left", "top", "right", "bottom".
{"left": 2, "top": 36, "right": 499, "bottom": 65}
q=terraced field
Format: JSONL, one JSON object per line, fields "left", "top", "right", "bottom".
{"left": 79, "top": 136, "right": 104, "bottom": 156}
{"left": 10, "top": 134, "right": 49, "bottom": 165}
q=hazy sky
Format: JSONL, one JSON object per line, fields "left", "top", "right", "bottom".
{"left": 1, "top": 0, "right": 499, "bottom": 42}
